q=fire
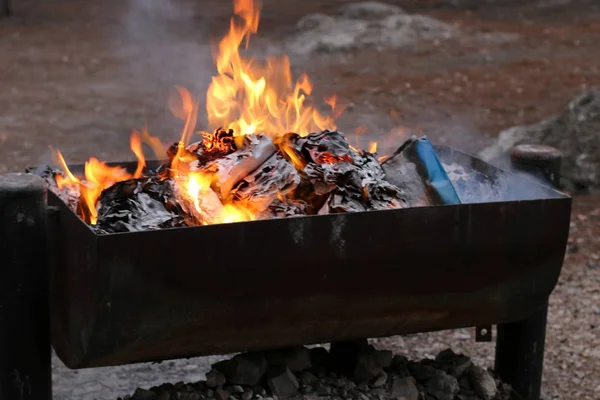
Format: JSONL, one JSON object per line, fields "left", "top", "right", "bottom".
{"left": 206, "top": 0, "right": 337, "bottom": 137}
{"left": 54, "top": 131, "right": 148, "bottom": 224}
{"left": 369, "top": 141, "right": 378, "bottom": 154}
{"left": 52, "top": 0, "right": 341, "bottom": 226}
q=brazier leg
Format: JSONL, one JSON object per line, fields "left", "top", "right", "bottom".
{"left": 495, "top": 303, "right": 548, "bottom": 400}
{"left": 495, "top": 144, "right": 562, "bottom": 400}
{"left": 0, "top": 174, "right": 52, "bottom": 400}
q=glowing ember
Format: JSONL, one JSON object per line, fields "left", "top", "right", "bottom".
{"left": 51, "top": 0, "right": 378, "bottom": 227}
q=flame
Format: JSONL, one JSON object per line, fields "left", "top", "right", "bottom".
{"left": 369, "top": 141, "right": 378, "bottom": 154}
{"left": 206, "top": 0, "right": 337, "bottom": 138}
{"left": 53, "top": 131, "right": 148, "bottom": 224}
{"left": 183, "top": 171, "right": 254, "bottom": 224}
{"left": 138, "top": 126, "right": 167, "bottom": 160}
{"left": 52, "top": 0, "right": 341, "bottom": 227}
{"left": 130, "top": 131, "right": 146, "bottom": 178}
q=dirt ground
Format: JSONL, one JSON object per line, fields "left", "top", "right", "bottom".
{"left": 1, "top": 0, "right": 599, "bottom": 399}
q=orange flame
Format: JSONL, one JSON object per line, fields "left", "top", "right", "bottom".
{"left": 53, "top": 0, "right": 341, "bottom": 226}
{"left": 369, "top": 141, "right": 378, "bottom": 154}
{"left": 206, "top": 0, "right": 337, "bottom": 138}
{"left": 53, "top": 131, "right": 148, "bottom": 224}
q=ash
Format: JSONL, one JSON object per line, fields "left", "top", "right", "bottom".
{"left": 117, "top": 341, "right": 511, "bottom": 400}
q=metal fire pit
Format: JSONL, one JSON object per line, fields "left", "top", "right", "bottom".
{"left": 0, "top": 144, "right": 571, "bottom": 400}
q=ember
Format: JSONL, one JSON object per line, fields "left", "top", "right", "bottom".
{"left": 29, "top": 0, "right": 460, "bottom": 233}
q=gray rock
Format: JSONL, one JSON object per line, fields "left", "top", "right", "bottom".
{"left": 408, "top": 361, "right": 437, "bottom": 382}
{"left": 390, "top": 377, "right": 419, "bottom": 400}
{"left": 157, "top": 392, "right": 170, "bottom": 400}
{"left": 424, "top": 370, "right": 459, "bottom": 400}
{"left": 376, "top": 350, "right": 393, "bottom": 369}
{"left": 215, "top": 388, "right": 229, "bottom": 400}
{"left": 434, "top": 349, "right": 473, "bottom": 378}
{"left": 288, "top": 4, "right": 458, "bottom": 55}
{"left": 133, "top": 388, "right": 156, "bottom": 399}
{"left": 214, "top": 353, "right": 267, "bottom": 386}
{"left": 391, "top": 355, "right": 410, "bottom": 376}
{"left": 466, "top": 366, "right": 497, "bottom": 400}
{"left": 265, "top": 346, "right": 312, "bottom": 372}
{"left": 241, "top": 389, "right": 253, "bottom": 400}
{"left": 339, "top": 1, "right": 405, "bottom": 19}
{"left": 230, "top": 385, "right": 244, "bottom": 394}
{"left": 206, "top": 370, "right": 227, "bottom": 388}
{"left": 371, "top": 371, "right": 387, "bottom": 388}
{"left": 266, "top": 366, "right": 299, "bottom": 398}
{"left": 300, "top": 371, "right": 318, "bottom": 386}
{"left": 310, "top": 347, "right": 333, "bottom": 369}
{"left": 353, "top": 347, "right": 383, "bottom": 382}
{"left": 315, "top": 381, "right": 332, "bottom": 396}
{"left": 479, "top": 87, "right": 600, "bottom": 192}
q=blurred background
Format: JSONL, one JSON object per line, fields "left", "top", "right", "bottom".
{"left": 1, "top": 1, "right": 598, "bottom": 399}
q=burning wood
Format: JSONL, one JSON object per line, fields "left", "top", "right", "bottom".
{"left": 33, "top": 129, "right": 443, "bottom": 234}
{"left": 27, "top": 0, "right": 461, "bottom": 233}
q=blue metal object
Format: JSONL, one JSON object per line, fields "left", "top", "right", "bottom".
{"left": 414, "top": 138, "right": 461, "bottom": 205}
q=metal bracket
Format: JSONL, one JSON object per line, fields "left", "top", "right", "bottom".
{"left": 475, "top": 325, "right": 493, "bottom": 342}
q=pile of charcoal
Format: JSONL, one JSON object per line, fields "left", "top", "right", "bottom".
{"left": 118, "top": 341, "right": 511, "bottom": 400}
{"left": 31, "top": 129, "right": 453, "bottom": 234}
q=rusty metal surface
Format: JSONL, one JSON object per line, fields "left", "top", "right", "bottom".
{"left": 46, "top": 147, "right": 571, "bottom": 369}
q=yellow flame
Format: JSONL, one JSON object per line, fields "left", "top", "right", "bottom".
{"left": 53, "top": 0, "right": 341, "bottom": 226}
{"left": 206, "top": 0, "right": 337, "bottom": 138}
{"left": 369, "top": 141, "right": 378, "bottom": 154}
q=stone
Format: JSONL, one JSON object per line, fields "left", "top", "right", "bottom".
{"left": 288, "top": 3, "right": 458, "bottom": 55}
{"left": 157, "top": 392, "right": 171, "bottom": 400}
{"left": 266, "top": 346, "right": 312, "bottom": 372}
{"left": 242, "top": 390, "right": 253, "bottom": 400}
{"left": 206, "top": 369, "right": 227, "bottom": 388}
{"left": 300, "top": 371, "right": 318, "bottom": 386}
{"left": 310, "top": 346, "right": 332, "bottom": 368}
{"left": 434, "top": 349, "right": 473, "bottom": 378}
{"left": 266, "top": 366, "right": 300, "bottom": 398}
{"left": 424, "top": 370, "right": 459, "bottom": 400}
{"left": 214, "top": 353, "right": 267, "bottom": 386}
{"left": 133, "top": 388, "right": 156, "bottom": 399}
{"left": 371, "top": 371, "right": 387, "bottom": 388}
{"left": 466, "top": 366, "right": 497, "bottom": 400}
{"left": 339, "top": 1, "right": 405, "bottom": 19}
{"left": 458, "top": 377, "right": 472, "bottom": 391}
{"left": 353, "top": 347, "right": 383, "bottom": 382}
{"left": 390, "top": 355, "right": 410, "bottom": 376}
{"left": 479, "top": 87, "right": 600, "bottom": 192}
{"left": 215, "top": 388, "right": 229, "bottom": 400}
{"left": 390, "top": 377, "right": 419, "bottom": 400}
{"left": 230, "top": 386, "right": 244, "bottom": 394}
{"left": 376, "top": 350, "right": 393, "bottom": 369}
{"left": 407, "top": 361, "right": 437, "bottom": 382}
{"left": 315, "top": 381, "right": 332, "bottom": 395}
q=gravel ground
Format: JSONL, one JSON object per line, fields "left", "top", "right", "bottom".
{"left": 1, "top": 0, "right": 599, "bottom": 399}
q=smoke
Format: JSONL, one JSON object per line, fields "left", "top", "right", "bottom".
{"left": 112, "top": 0, "right": 219, "bottom": 141}
{"left": 441, "top": 152, "right": 565, "bottom": 204}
